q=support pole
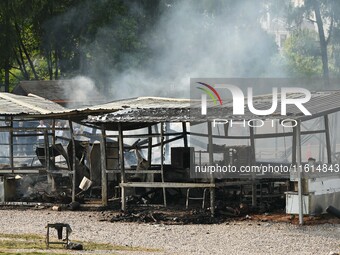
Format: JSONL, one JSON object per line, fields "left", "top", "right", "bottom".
{"left": 69, "top": 120, "right": 76, "bottom": 202}
{"left": 324, "top": 115, "right": 332, "bottom": 164}
{"left": 100, "top": 126, "right": 108, "bottom": 206}
{"left": 207, "top": 121, "right": 215, "bottom": 217}
{"left": 118, "top": 123, "right": 126, "bottom": 211}
{"left": 148, "top": 125, "right": 153, "bottom": 182}
{"left": 148, "top": 125, "right": 153, "bottom": 164}
{"left": 9, "top": 117, "right": 13, "bottom": 173}
{"left": 292, "top": 123, "right": 297, "bottom": 165}
{"left": 295, "top": 120, "right": 304, "bottom": 225}
{"left": 51, "top": 119, "right": 56, "bottom": 167}
{"left": 224, "top": 121, "right": 229, "bottom": 138}
{"left": 182, "top": 122, "right": 188, "bottom": 147}
{"left": 44, "top": 129, "right": 54, "bottom": 191}
{"left": 249, "top": 122, "right": 257, "bottom": 207}
{"left": 160, "top": 122, "right": 167, "bottom": 207}
{"left": 52, "top": 119, "right": 56, "bottom": 145}
{"left": 44, "top": 130, "right": 50, "bottom": 171}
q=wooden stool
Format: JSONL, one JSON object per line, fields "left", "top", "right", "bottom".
{"left": 46, "top": 223, "right": 72, "bottom": 248}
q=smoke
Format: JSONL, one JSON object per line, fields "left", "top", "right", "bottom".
{"left": 52, "top": 1, "right": 283, "bottom": 101}
{"left": 61, "top": 76, "right": 97, "bottom": 107}
{"left": 104, "top": 0, "right": 280, "bottom": 99}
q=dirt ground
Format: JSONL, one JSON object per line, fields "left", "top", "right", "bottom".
{"left": 0, "top": 207, "right": 340, "bottom": 254}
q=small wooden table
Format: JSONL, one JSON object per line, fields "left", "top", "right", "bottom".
{"left": 46, "top": 223, "right": 72, "bottom": 248}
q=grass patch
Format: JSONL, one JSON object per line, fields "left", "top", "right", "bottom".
{"left": 0, "top": 252, "right": 71, "bottom": 255}
{"left": 0, "top": 233, "right": 161, "bottom": 254}
{"left": 0, "top": 233, "right": 42, "bottom": 240}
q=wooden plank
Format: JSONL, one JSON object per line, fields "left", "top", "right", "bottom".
{"left": 0, "top": 170, "right": 40, "bottom": 174}
{"left": 100, "top": 126, "right": 108, "bottom": 206}
{"left": 118, "top": 123, "right": 126, "bottom": 211}
{"left": 139, "top": 135, "right": 184, "bottom": 149}
{"left": 249, "top": 122, "right": 257, "bottom": 207}
{"left": 324, "top": 115, "right": 332, "bottom": 164}
{"left": 215, "top": 180, "right": 258, "bottom": 187}
{"left": 44, "top": 130, "right": 55, "bottom": 192}
{"left": 9, "top": 117, "right": 13, "bottom": 174}
{"left": 105, "top": 132, "right": 185, "bottom": 138}
{"left": 68, "top": 120, "right": 76, "bottom": 202}
{"left": 182, "top": 122, "right": 188, "bottom": 147}
{"left": 295, "top": 120, "right": 304, "bottom": 225}
{"left": 148, "top": 126, "right": 152, "bottom": 164}
{"left": 190, "top": 130, "right": 325, "bottom": 140}
{"left": 292, "top": 124, "right": 297, "bottom": 165}
{"left": 106, "top": 169, "right": 162, "bottom": 174}
{"left": 120, "top": 182, "right": 215, "bottom": 188}
{"left": 160, "top": 122, "right": 167, "bottom": 207}
{"left": 207, "top": 121, "right": 215, "bottom": 217}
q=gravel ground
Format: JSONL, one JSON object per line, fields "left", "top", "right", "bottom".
{"left": 0, "top": 209, "right": 340, "bottom": 255}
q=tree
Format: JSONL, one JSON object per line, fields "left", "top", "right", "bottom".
{"left": 0, "top": 0, "right": 15, "bottom": 92}
{"left": 287, "top": 0, "right": 340, "bottom": 85}
{"left": 283, "top": 29, "right": 323, "bottom": 76}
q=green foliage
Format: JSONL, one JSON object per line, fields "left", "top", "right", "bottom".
{"left": 283, "top": 30, "right": 323, "bottom": 77}
{"left": 7, "top": 0, "right": 340, "bottom": 89}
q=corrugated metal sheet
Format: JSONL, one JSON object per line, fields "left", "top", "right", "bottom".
{"left": 0, "top": 93, "right": 66, "bottom": 116}
{"left": 79, "top": 97, "right": 191, "bottom": 111}
{"left": 81, "top": 91, "right": 340, "bottom": 124}
{"left": 3, "top": 91, "right": 336, "bottom": 122}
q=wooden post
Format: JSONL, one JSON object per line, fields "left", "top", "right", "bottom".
{"left": 9, "top": 117, "right": 13, "bottom": 173}
{"left": 100, "top": 126, "right": 108, "bottom": 206}
{"left": 44, "top": 130, "right": 50, "bottom": 170}
{"left": 51, "top": 119, "right": 56, "bottom": 167}
{"left": 160, "top": 122, "right": 167, "bottom": 207}
{"left": 148, "top": 125, "right": 153, "bottom": 182}
{"left": 182, "top": 122, "right": 188, "bottom": 147}
{"left": 118, "top": 123, "right": 126, "bottom": 211}
{"left": 44, "top": 129, "right": 54, "bottom": 191}
{"left": 68, "top": 120, "right": 76, "bottom": 202}
{"left": 52, "top": 119, "right": 56, "bottom": 145}
{"left": 207, "top": 121, "right": 215, "bottom": 217}
{"left": 224, "top": 121, "right": 229, "bottom": 137}
{"left": 324, "top": 115, "right": 332, "bottom": 164}
{"left": 295, "top": 120, "right": 304, "bottom": 225}
{"left": 148, "top": 125, "right": 152, "bottom": 164}
{"left": 292, "top": 124, "right": 297, "bottom": 165}
{"left": 249, "top": 122, "right": 257, "bottom": 207}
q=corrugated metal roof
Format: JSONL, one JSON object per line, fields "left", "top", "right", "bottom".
{"left": 79, "top": 96, "right": 191, "bottom": 111}
{"left": 2, "top": 91, "right": 334, "bottom": 122}
{"left": 0, "top": 93, "right": 67, "bottom": 116}
{"left": 81, "top": 91, "right": 340, "bottom": 125}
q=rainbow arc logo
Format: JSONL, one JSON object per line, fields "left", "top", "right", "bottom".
{"left": 196, "top": 82, "right": 223, "bottom": 106}
{"left": 196, "top": 82, "right": 223, "bottom": 115}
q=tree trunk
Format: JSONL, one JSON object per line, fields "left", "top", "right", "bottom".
{"left": 4, "top": 58, "right": 10, "bottom": 92}
{"left": 312, "top": 0, "right": 330, "bottom": 87}
{"left": 14, "top": 22, "right": 39, "bottom": 80}
{"left": 54, "top": 48, "right": 58, "bottom": 80}
{"left": 4, "top": 0, "right": 10, "bottom": 92}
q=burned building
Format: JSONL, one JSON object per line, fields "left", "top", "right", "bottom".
{"left": 1, "top": 91, "right": 340, "bottom": 225}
